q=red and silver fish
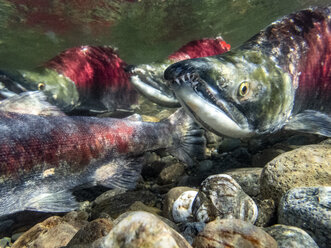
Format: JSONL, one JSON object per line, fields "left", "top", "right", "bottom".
{"left": 0, "top": 93, "right": 205, "bottom": 217}
{"left": 0, "top": 46, "right": 138, "bottom": 116}
{"left": 129, "top": 37, "right": 231, "bottom": 107}
{"left": 164, "top": 6, "right": 331, "bottom": 138}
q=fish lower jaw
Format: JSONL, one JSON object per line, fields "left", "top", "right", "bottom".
{"left": 176, "top": 91, "right": 253, "bottom": 139}
{"left": 130, "top": 75, "right": 179, "bottom": 107}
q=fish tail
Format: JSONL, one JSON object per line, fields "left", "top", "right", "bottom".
{"left": 165, "top": 108, "right": 206, "bottom": 166}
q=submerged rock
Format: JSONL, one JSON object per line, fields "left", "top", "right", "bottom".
{"left": 180, "top": 222, "right": 206, "bottom": 245}
{"left": 264, "top": 224, "right": 319, "bottom": 248}
{"left": 278, "top": 186, "right": 331, "bottom": 248}
{"left": 172, "top": 191, "right": 198, "bottom": 223}
{"left": 65, "top": 218, "right": 113, "bottom": 248}
{"left": 260, "top": 144, "right": 331, "bottom": 203}
{"left": 224, "top": 167, "right": 262, "bottom": 197}
{"left": 158, "top": 162, "right": 186, "bottom": 185}
{"left": 254, "top": 198, "right": 276, "bottom": 227}
{"left": 91, "top": 189, "right": 157, "bottom": 219}
{"left": 12, "top": 211, "right": 88, "bottom": 248}
{"left": 193, "top": 218, "right": 277, "bottom": 248}
{"left": 192, "top": 174, "right": 258, "bottom": 224}
{"left": 93, "top": 211, "right": 192, "bottom": 248}
{"left": 163, "top": 187, "right": 198, "bottom": 222}
{"left": 0, "top": 237, "right": 11, "bottom": 248}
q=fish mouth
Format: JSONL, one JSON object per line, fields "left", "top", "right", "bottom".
{"left": 168, "top": 72, "right": 253, "bottom": 138}
{"left": 129, "top": 66, "right": 180, "bottom": 107}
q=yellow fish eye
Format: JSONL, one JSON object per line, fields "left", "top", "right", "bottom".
{"left": 38, "top": 83, "right": 45, "bottom": 91}
{"left": 238, "top": 81, "right": 249, "bottom": 97}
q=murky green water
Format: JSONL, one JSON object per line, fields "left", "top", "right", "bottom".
{"left": 0, "top": 0, "right": 329, "bottom": 69}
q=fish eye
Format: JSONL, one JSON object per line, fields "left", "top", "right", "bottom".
{"left": 238, "top": 81, "right": 249, "bottom": 97}
{"left": 38, "top": 83, "right": 45, "bottom": 91}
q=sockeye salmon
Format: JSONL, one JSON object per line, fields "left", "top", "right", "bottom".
{"left": 164, "top": 6, "right": 331, "bottom": 138}
{"left": 0, "top": 46, "right": 138, "bottom": 117}
{"left": 0, "top": 93, "right": 205, "bottom": 217}
{"left": 129, "top": 37, "right": 230, "bottom": 107}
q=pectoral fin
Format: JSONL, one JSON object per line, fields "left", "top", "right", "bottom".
{"left": 94, "top": 157, "right": 143, "bottom": 189}
{"left": 26, "top": 190, "right": 79, "bottom": 213}
{"left": 284, "top": 110, "right": 331, "bottom": 137}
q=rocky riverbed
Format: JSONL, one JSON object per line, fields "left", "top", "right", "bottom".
{"left": 0, "top": 97, "right": 330, "bottom": 248}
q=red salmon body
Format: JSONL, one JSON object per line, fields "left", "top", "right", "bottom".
{"left": 44, "top": 46, "right": 138, "bottom": 114}
{"left": 0, "top": 108, "right": 205, "bottom": 217}
{"left": 243, "top": 6, "right": 331, "bottom": 114}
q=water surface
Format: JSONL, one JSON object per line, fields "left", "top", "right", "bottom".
{"left": 0, "top": 0, "right": 329, "bottom": 69}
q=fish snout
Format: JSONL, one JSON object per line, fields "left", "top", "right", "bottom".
{"left": 164, "top": 61, "right": 192, "bottom": 81}
{"left": 164, "top": 58, "right": 212, "bottom": 87}
{"left": 165, "top": 57, "right": 211, "bottom": 78}
{"left": 125, "top": 64, "right": 136, "bottom": 74}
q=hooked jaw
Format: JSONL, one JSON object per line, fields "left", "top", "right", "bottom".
{"left": 128, "top": 64, "right": 180, "bottom": 107}
{"left": 164, "top": 59, "right": 254, "bottom": 138}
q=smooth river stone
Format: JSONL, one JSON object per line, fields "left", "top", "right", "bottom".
{"left": 260, "top": 144, "right": 331, "bottom": 203}
{"left": 192, "top": 174, "right": 258, "bottom": 223}
{"left": 93, "top": 211, "right": 192, "bottom": 248}
{"left": 172, "top": 191, "right": 198, "bottom": 223}
{"left": 264, "top": 224, "right": 319, "bottom": 248}
{"left": 193, "top": 218, "right": 277, "bottom": 248}
{"left": 12, "top": 211, "right": 88, "bottom": 248}
{"left": 163, "top": 187, "right": 198, "bottom": 222}
{"left": 65, "top": 218, "right": 113, "bottom": 248}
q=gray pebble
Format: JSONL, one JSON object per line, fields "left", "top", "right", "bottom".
{"left": 278, "top": 186, "right": 331, "bottom": 248}
{"left": 265, "top": 224, "right": 319, "bottom": 248}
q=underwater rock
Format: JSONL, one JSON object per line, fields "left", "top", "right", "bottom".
{"left": 92, "top": 211, "right": 192, "bottom": 248}
{"left": 114, "top": 211, "right": 179, "bottom": 232}
{"left": 224, "top": 167, "right": 263, "bottom": 197}
{"left": 158, "top": 162, "right": 186, "bottom": 185}
{"left": 264, "top": 224, "right": 319, "bottom": 248}
{"left": 0, "top": 237, "right": 11, "bottom": 248}
{"left": 172, "top": 191, "right": 198, "bottom": 223}
{"left": 278, "top": 186, "right": 331, "bottom": 248}
{"left": 180, "top": 222, "right": 206, "bottom": 245}
{"left": 163, "top": 187, "right": 198, "bottom": 222}
{"left": 260, "top": 144, "right": 331, "bottom": 203}
{"left": 91, "top": 189, "right": 157, "bottom": 219}
{"left": 12, "top": 211, "right": 88, "bottom": 248}
{"left": 65, "top": 218, "right": 113, "bottom": 248}
{"left": 128, "top": 201, "right": 162, "bottom": 216}
{"left": 193, "top": 218, "right": 277, "bottom": 248}
{"left": 254, "top": 198, "right": 276, "bottom": 227}
{"left": 192, "top": 174, "right": 258, "bottom": 224}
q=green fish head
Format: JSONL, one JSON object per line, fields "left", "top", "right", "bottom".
{"left": 19, "top": 68, "right": 80, "bottom": 112}
{"left": 164, "top": 50, "right": 295, "bottom": 138}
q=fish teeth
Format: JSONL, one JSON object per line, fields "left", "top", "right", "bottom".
{"left": 175, "top": 78, "right": 181, "bottom": 85}
{"left": 191, "top": 81, "right": 199, "bottom": 86}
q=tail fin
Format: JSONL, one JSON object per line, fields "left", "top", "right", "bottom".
{"left": 164, "top": 108, "right": 206, "bottom": 166}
